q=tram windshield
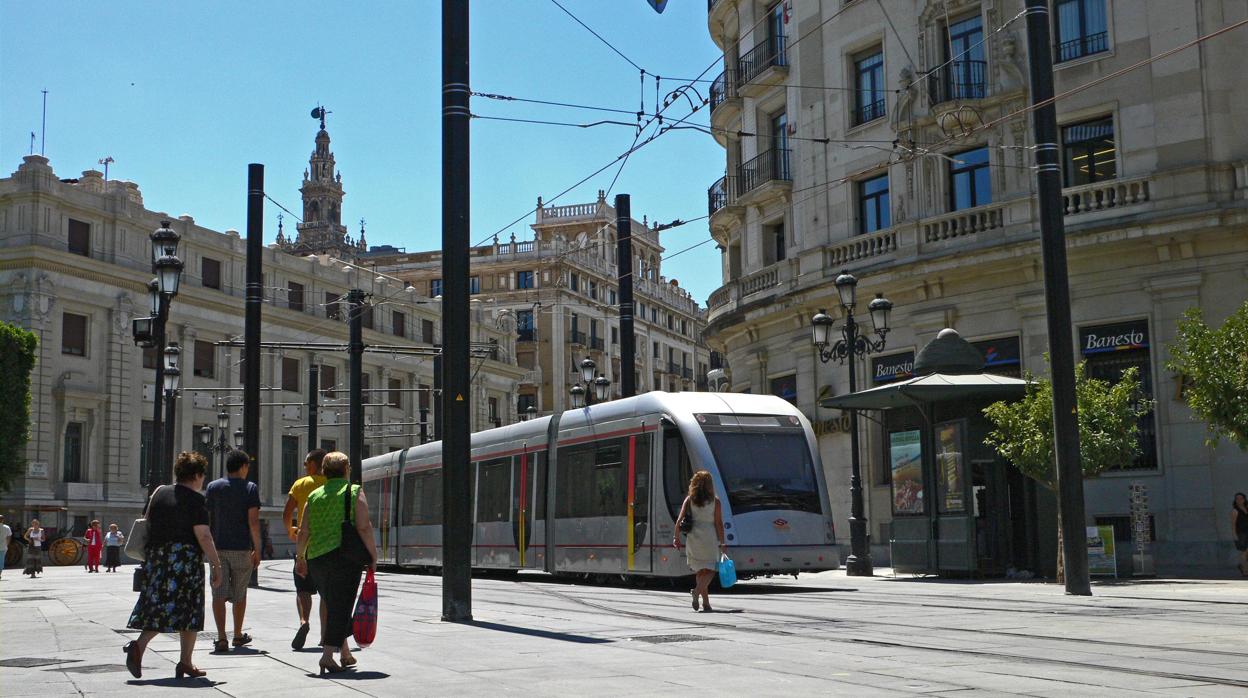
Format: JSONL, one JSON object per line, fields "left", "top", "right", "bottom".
{"left": 699, "top": 416, "right": 822, "bottom": 515}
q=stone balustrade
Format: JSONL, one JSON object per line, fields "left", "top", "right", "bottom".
{"left": 740, "top": 266, "right": 779, "bottom": 296}
{"left": 921, "top": 202, "right": 1007, "bottom": 244}
{"left": 825, "top": 227, "right": 899, "bottom": 267}
{"left": 1063, "top": 176, "right": 1151, "bottom": 215}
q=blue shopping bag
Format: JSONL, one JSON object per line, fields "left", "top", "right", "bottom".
{"left": 718, "top": 554, "right": 737, "bottom": 588}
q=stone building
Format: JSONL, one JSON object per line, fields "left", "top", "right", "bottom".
{"left": 702, "top": 0, "right": 1248, "bottom": 573}
{"left": 371, "top": 192, "right": 710, "bottom": 415}
{"left": 0, "top": 151, "right": 524, "bottom": 544}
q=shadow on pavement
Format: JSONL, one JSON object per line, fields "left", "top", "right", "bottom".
{"left": 305, "top": 670, "right": 389, "bottom": 680}
{"left": 127, "top": 678, "right": 224, "bottom": 688}
{"left": 466, "top": 620, "right": 613, "bottom": 644}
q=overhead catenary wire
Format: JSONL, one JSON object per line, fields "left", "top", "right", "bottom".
{"left": 549, "top": 0, "right": 645, "bottom": 73}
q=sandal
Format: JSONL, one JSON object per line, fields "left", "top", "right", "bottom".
{"left": 690, "top": 589, "right": 699, "bottom": 611}
{"left": 213, "top": 639, "right": 229, "bottom": 654}
{"left": 233, "top": 633, "right": 253, "bottom": 647}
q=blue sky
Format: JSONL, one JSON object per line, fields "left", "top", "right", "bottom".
{"left": 0, "top": 1, "right": 725, "bottom": 301}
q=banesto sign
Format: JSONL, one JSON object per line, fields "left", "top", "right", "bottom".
{"left": 872, "top": 351, "right": 915, "bottom": 384}
{"left": 1080, "top": 319, "right": 1149, "bottom": 355}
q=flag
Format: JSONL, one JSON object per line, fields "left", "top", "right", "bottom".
{"left": 646, "top": 0, "right": 667, "bottom": 13}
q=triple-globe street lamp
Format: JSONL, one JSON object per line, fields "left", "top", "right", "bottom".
{"left": 811, "top": 271, "right": 894, "bottom": 578}
{"left": 569, "top": 357, "right": 612, "bottom": 408}
{"left": 197, "top": 410, "right": 234, "bottom": 477}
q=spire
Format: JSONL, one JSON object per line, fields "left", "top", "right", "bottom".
{"left": 358, "top": 218, "right": 367, "bottom": 250}
{"left": 275, "top": 213, "right": 286, "bottom": 245}
{"left": 294, "top": 107, "right": 349, "bottom": 258}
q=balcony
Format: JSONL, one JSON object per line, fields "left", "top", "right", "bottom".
{"left": 1063, "top": 177, "right": 1151, "bottom": 217}
{"left": 740, "top": 265, "right": 780, "bottom": 297}
{"left": 737, "top": 36, "right": 787, "bottom": 97}
{"left": 854, "top": 98, "right": 886, "bottom": 127}
{"left": 824, "top": 226, "right": 900, "bottom": 268}
{"left": 921, "top": 202, "right": 1008, "bottom": 245}
{"left": 1056, "top": 31, "right": 1109, "bottom": 64}
{"left": 737, "top": 149, "right": 791, "bottom": 201}
{"left": 569, "top": 330, "right": 586, "bottom": 346}
{"left": 667, "top": 361, "right": 682, "bottom": 375}
{"left": 709, "top": 69, "right": 739, "bottom": 113}
{"left": 927, "top": 60, "right": 987, "bottom": 105}
{"left": 708, "top": 175, "right": 739, "bottom": 216}
{"left": 590, "top": 336, "right": 605, "bottom": 351}
{"left": 517, "top": 327, "right": 536, "bottom": 342}
{"left": 682, "top": 367, "right": 693, "bottom": 380}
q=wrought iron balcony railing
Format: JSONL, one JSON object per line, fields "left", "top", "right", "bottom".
{"left": 855, "top": 98, "right": 886, "bottom": 126}
{"left": 926, "top": 60, "right": 987, "bottom": 105}
{"left": 570, "top": 330, "right": 586, "bottom": 345}
{"left": 710, "top": 69, "right": 738, "bottom": 112}
{"left": 708, "top": 175, "right": 738, "bottom": 215}
{"left": 737, "top": 149, "right": 791, "bottom": 197}
{"left": 737, "top": 34, "right": 787, "bottom": 87}
{"left": 590, "top": 336, "right": 605, "bottom": 351}
{"left": 1056, "top": 31, "right": 1108, "bottom": 63}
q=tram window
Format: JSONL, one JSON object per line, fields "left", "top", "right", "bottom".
{"left": 533, "top": 451, "right": 547, "bottom": 520}
{"left": 632, "top": 434, "right": 651, "bottom": 527}
{"left": 476, "top": 458, "right": 511, "bottom": 523}
{"left": 556, "top": 438, "right": 627, "bottom": 518}
{"left": 362, "top": 480, "right": 383, "bottom": 527}
{"left": 663, "top": 428, "right": 694, "bottom": 522}
{"left": 402, "top": 470, "right": 442, "bottom": 525}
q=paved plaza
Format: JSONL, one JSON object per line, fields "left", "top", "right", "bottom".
{"left": 3, "top": 560, "right": 1248, "bottom": 696}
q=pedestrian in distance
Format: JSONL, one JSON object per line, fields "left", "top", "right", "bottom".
{"left": 205, "top": 449, "right": 262, "bottom": 654}
{"left": 294, "top": 451, "right": 378, "bottom": 675}
{"left": 84, "top": 520, "right": 104, "bottom": 573}
{"left": 123, "top": 452, "right": 223, "bottom": 680}
{"left": 23, "top": 519, "right": 44, "bottom": 578}
{"left": 672, "top": 470, "right": 726, "bottom": 612}
{"left": 283, "top": 448, "right": 328, "bottom": 650}
{"left": 1232, "top": 493, "right": 1248, "bottom": 576}
{"left": 104, "top": 523, "right": 125, "bottom": 572}
{"left": 0, "top": 514, "right": 11, "bottom": 580}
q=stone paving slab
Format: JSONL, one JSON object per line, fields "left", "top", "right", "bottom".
{"left": 5, "top": 562, "right": 1248, "bottom": 696}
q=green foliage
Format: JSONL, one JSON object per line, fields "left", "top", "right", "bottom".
{"left": 0, "top": 321, "right": 38, "bottom": 493}
{"left": 1165, "top": 303, "right": 1248, "bottom": 451}
{"left": 983, "top": 361, "right": 1152, "bottom": 490}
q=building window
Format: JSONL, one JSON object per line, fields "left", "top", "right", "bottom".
{"left": 488, "top": 397, "right": 500, "bottom": 428}
{"left": 1055, "top": 0, "right": 1109, "bottom": 63}
{"left": 393, "top": 310, "right": 406, "bottom": 338}
{"left": 430, "top": 279, "right": 443, "bottom": 297}
{"left": 859, "top": 173, "right": 891, "bottom": 234}
{"left": 517, "top": 310, "right": 535, "bottom": 342}
{"left": 854, "top": 49, "right": 886, "bottom": 125}
{"left": 63, "top": 422, "right": 85, "bottom": 483}
{"left": 517, "top": 270, "right": 535, "bottom": 289}
{"left": 287, "top": 282, "right": 305, "bottom": 312}
{"left": 970, "top": 336, "right": 1022, "bottom": 379}
{"left": 320, "top": 439, "right": 337, "bottom": 452}
{"left": 1080, "top": 320, "right": 1157, "bottom": 470}
{"left": 201, "top": 257, "right": 222, "bottom": 289}
{"left": 653, "top": 341, "right": 660, "bottom": 358}
{"left": 517, "top": 394, "right": 536, "bottom": 414}
{"left": 193, "top": 340, "right": 215, "bottom": 379}
{"left": 771, "top": 112, "right": 790, "bottom": 178}
{"left": 282, "top": 357, "right": 301, "bottom": 392}
{"left": 68, "top": 219, "right": 91, "bottom": 256}
{"left": 388, "top": 378, "right": 402, "bottom": 409}
{"left": 281, "top": 435, "right": 301, "bottom": 493}
{"left": 589, "top": 280, "right": 598, "bottom": 301}
{"left": 62, "top": 312, "right": 88, "bottom": 356}
{"left": 361, "top": 305, "right": 375, "bottom": 330}
{"left": 611, "top": 326, "right": 619, "bottom": 345}
{"left": 949, "top": 147, "right": 991, "bottom": 211}
{"left": 570, "top": 274, "right": 579, "bottom": 292}
{"left": 945, "top": 14, "right": 987, "bottom": 101}
{"left": 1062, "top": 116, "right": 1116, "bottom": 187}
{"left": 609, "top": 289, "right": 617, "bottom": 305}
{"left": 320, "top": 364, "right": 337, "bottom": 396}
{"left": 421, "top": 318, "right": 435, "bottom": 344}
{"left": 766, "top": 222, "right": 786, "bottom": 263}
{"left": 767, "top": 1, "right": 786, "bottom": 64}
{"left": 469, "top": 276, "right": 481, "bottom": 294}
{"left": 326, "top": 292, "right": 341, "bottom": 320}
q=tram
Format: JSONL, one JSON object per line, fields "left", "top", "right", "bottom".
{"left": 360, "top": 391, "right": 839, "bottom": 580}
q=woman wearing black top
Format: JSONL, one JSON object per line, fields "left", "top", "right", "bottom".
{"left": 1233, "top": 493, "right": 1248, "bottom": 576}
{"left": 123, "top": 452, "right": 223, "bottom": 680}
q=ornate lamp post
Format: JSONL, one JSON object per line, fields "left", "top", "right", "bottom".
{"left": 812, "top": 270, "right": 894, "bottom": 577}
{"left": 569, "top": 357, "right": 612, "bottom": 409}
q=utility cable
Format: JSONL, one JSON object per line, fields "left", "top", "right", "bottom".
{"left": 549, "top": 0, "right": 644, "bottom": 72}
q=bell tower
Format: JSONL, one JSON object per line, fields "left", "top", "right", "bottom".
{"left": 292, "top": 106, "right": 350, "bottom": 256}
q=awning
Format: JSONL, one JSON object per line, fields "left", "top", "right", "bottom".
{"left": 819, "top": 372, "right": 1030, "bottom": 410}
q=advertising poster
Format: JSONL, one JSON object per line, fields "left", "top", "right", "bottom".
{"left": 1087, "top": 525, "right": 1118, "bottom": 577}
{"left": 890, "top": 430, "right": 924, "bottom": 514}
{"left": 936, "top": 421, "right": 965, "bottom": 513}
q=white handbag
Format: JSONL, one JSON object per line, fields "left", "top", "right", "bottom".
{"left": 125, "top": 485, "right": 163, "bottom": 562}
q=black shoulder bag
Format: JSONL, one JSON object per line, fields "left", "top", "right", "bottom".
{"left": 339, "top": 483, "right": 372, "bottom": 569}
{"left": 678, "top": 502, "right": 694, "bottom": 534}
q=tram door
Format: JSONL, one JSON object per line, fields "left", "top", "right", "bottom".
{"left": 627, "top": 433, "right": 654, "bottom": 574}
{"left": 512, "top": 450, "right": 543, "bottom": 570}
{"left": 474, "top": 457, "right": 514, "bottom": 567}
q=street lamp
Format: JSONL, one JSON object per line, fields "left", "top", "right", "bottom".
{"left": 133, "top": 221, "right": 184, "bottom": 500}
{"left": 569, "top": 357, "right": 612, "bottom": 408}
{"left": 579, "top": 357, "right": 596, "bottom": 385}
{"left": 593, "top": 375, "right": 611, "bottom": 402}
{"left": 812, "top": 270, "right": 895, "bottom": 578}
{"left": 233, "top": 429, "right": 245, "bottom": 449}
{"left": 569, "top": 384, "right": 586, "bottom": 409}
{"left": 525, "top": 406, "right": 536, "bottom": 422}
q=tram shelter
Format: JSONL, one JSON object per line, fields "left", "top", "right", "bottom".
{"left": 822, "top": 329, "right": 1051, "bottom": 577}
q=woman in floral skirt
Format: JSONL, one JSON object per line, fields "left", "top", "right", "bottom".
{"left": 123, "top": 452, "right": 222, "bottom": 680}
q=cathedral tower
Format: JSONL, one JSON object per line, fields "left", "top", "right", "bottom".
{"left": 289, "top": 107, "right": 352, "bottom": 257}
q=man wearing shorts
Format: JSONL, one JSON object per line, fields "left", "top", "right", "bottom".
{"left": 206, "top": 449, "right": 262, "bottom": 653}
{"left": 282, "top": 448, "right": 327, "bottom": 650}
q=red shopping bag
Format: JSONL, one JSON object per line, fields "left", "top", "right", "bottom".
{"left": 351, "top": 568, "right": 378, "bottom": 647}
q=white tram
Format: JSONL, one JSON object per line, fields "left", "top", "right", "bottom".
{"left": 360, "top": 392, "right": 840, "bottom": 579}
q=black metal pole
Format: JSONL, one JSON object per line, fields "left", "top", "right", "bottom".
{"left": 308, "top": 365, "right": 319, "bottom": 451}
{"left": 244, "top": 164, "right": 264, "bottom": 485}
{"left": 419, "top": 407, "right": 429, "bottom": 444}
{"left": 163, "top": 388, "right": 177, "bottom": 483}
{"left": 433, "top": 349, "right": 443, "bottom": 442}
{"left": 615, "top": 194, "right": 636, "bottom": 398}
{"left": 348, "top": 289, "right": 365, "bottom": 485}
{"left": 844, "top": 314, "right": 872, "bottom": 576}
{"left": 441, "top": 0, "right": 472, "bottom": 622}
{"left": 147, "top": 308, "right": 167, "bottom": 501}
{"left": 1024, "top": 0, "right": 1090, "bottom": 595}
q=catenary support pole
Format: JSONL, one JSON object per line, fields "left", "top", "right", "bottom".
{"left": 307, "top": 365, "right": 319, "bottom": 450}
{"left": 419, "top": 407, "right": 429, "bottom": 444}
{"left": 147, "top": 308, "right": 167, "bottom": 500}
{"left": 844, "top": 316, "right": 872, "bottom": 576}
{"left": 433, "top": 349, "right": 443, "bottom": 441}
{"left": 244, "top": 164, "right": 264, "bottom": 485}
{"left": 615, "top": 194, "right": 636, "bottom": 398}
{"left": 347, "top": 289, "right": 365, "bottom": 486}
{"left": 1024, "top": 0, "right": 1091, "bottom": 595}
{"left": 441, "top": 0, "right": 472, "bottom": 622}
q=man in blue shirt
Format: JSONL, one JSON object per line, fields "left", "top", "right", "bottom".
{"left": 205, "top": 449, "right": 262, "bottom": 653}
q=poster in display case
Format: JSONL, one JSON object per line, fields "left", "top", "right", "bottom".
{"left": 936, "top": 421, "right": 966, "bottom": 513}
{"left": 890, "top": 430, "right": 924, "bottom": 514}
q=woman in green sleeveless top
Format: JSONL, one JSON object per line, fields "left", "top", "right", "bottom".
{"left": 295, "top": 452, "right": 378, "bottom": 675}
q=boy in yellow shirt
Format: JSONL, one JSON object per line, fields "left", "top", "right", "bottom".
{"left": 282, "top": 449, "right": 327, "bottom": 650}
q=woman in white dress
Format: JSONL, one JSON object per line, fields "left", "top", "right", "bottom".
{"left": 672, "top": 471, "right": 725, "bottom": 612}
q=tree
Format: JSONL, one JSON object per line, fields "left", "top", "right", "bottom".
{"left": 983, "top": 361, "right": 1152, "bottom": 579}
{"left": 1165, "top": 302, "right": 1248, "bottom": 451}
{"left": 0, "top": 321, "right": 38, "bottom": 493}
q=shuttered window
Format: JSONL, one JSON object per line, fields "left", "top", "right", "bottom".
{"left": 62, "top": 313, "right": 88, "bottom": 356}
